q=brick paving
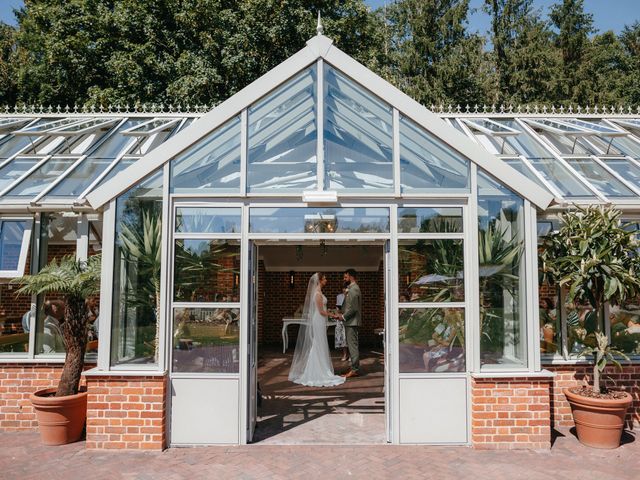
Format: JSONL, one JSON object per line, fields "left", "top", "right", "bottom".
{"left": 1, "top": 428, "right": 638, "bottom": 480}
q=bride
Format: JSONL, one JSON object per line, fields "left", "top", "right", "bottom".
{"left": 288, "top": 273, "right": 345, "bottom": 387}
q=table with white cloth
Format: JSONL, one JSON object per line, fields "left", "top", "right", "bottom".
{"left": 281, "top": 317, "right": 337, "bottom": 353}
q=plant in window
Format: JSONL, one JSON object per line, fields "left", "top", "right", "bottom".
{"left": 478, "top": 221, "right": 524, "bottom": 361}
{"left": 541, "top": 205, "right": 638, "bottom": 448}
{"left": 13, "top": 254, "right": 101, "bottom": 445}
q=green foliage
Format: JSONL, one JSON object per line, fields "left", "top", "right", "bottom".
{"left": 0, "top": 1, "right": 638, "bottom": 108}
{"left": 541, "top": 206, "right": 640, "bottom": 392}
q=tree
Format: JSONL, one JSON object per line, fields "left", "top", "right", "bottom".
{"left": 13, "top": 255, "right": 102, "bottom": 396}
{"left": 484, "top": 0, "right": 560, "bottom": 104}
{"left": 381, "top": 0, "right": 488, "bottom": 106}
{"left": 619, "top": 21, "right": 640, "bottom": 105}
{"left": 549, "top": 0, "right": 594, "bottom": 101}
{"left": 0, "top": 23, "right": 19, "bottom": 105}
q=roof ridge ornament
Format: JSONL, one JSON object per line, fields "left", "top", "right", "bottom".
{"left": 317, "top": 11, "right": 324, "bottom": 36}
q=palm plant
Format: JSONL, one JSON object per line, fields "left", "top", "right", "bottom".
{"left": 12, "top": 255, "right": 101, "bottom": 397}
{"left": 119, "top": 209, "right": 162, "bottom": 360}
{"left": 541, "top": 206, "right": 640, "bottom": 393}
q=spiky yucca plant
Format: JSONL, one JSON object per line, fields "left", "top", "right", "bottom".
{"left": 541, "top": 206, "right": 640, "bottom": 393}
{"left": 13, "top": 255, "right": 101, "bottom": 397}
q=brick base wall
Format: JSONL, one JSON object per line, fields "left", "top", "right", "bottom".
{"left": 471, "top": 377, "right": 552, "bottom": 450}
{"left": 0, "top": 363, "right": 91, "bottom": 430}
{"left": 545, "top": 364, "right": 640, "bottom": 429}
{"left": 85, "top": 374, "right": 167, "bottom": 450}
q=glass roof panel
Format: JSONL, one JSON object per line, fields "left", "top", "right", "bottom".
{"left": 502, "top": 158, "right": 549, "bottom": 190}
{"left": 536, "top": 130, "right": 598, "bottom": 155}
{"left": 561, "top": 118, "right": 626, "bottom": 136}
{"left": 0, "top": 135, "right": 32, "bottom": 159}
{"left": 527, "top": 158, "right": 595, "bottom": 198}
{"left": 3, "top": 157, "right": 76, "bottom": 197}
{"left": 400, "top": 116, "right": 469, "bottom": 192}
{"left": 523, "top": 118, "right": 594, "bottom": 135}
{"left": 0, "top": 118, "right": 34, "bottom": 132}
{"left": 90, "top": 158, "right": 136, "bottom": 193}
{"left": 611, "top": 118, "right": 640, "bottom": 131}
{"left": 604, "top": 159, "right": 640, "bottom": 187}
{"left": 462, "top": 118, "right": 520, "bottom": 136}
{"left": 495, "top": 120, "right": 554, "bottom": 158}
{"left": 13, "top": 117, "right": 89, "bottom": 135}
{"left": 324, "top": 64, "right": 393, "bottom": 191}
{"left": 49, "top": 117, "right": 119, "bottom": 135}
{"left": 171, "top": 115, "right": 241, "bottom": 194}
{"left": 607, "top": 136, "right": 640, "bottom": 158}
{"left": 248, "top": 65, "right": 316, "bottom": 192}
{"left": 0, "top": 158, "right": 39, "bottom": 192}
{"left": 46, "top": 158, "right": 116, "bottom": 197}
{"left": 89, "top": 119, "right": 142, "bottom": 159}
{"left": 566, "top": 158, "right": 637, "bottom": 198}
{"left": 122, "top": 118, "right": 180, "bottom": 136}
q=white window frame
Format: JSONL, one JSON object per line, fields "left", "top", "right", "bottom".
{"left": 0, "top": 217, "right": 33, "bottom": 278}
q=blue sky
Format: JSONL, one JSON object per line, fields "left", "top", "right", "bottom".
{"left": 1, "top": 1, "right": 638, "bottom": 34}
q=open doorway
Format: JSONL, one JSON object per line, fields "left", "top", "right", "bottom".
{"left": 250, "top": 242, "right": 387, "bottom": 444}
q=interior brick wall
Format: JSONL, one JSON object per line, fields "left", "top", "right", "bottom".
{"left": 0, "top": 363, "right": 92, "bottom": 431}
{"left": 258, "top": 263, "right": 385, "bottom": 347}
{"left": 471, "top": 377, "right": 552, "bottom": 450}
{"left": 85, "top": 374, "right": 167, "bottom": 450}
{"left": 545, "top": 364, "right": 640, "bottom": 430}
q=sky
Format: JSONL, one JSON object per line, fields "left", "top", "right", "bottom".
{"left": 0, "top": 0, "right": 638, "bottom": 35}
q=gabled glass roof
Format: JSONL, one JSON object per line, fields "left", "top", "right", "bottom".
{"left": 0, "top": 109, "right": 638, "bottom": 209}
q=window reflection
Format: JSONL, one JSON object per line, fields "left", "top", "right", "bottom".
{"left": 172, "top": 307, "right": 240, "bottom": 373}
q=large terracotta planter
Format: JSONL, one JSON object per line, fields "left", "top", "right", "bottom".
{"left": 30, "top": 388, "right": 88, "bottom": 445}
{"left": 564, "top": 388, "right": 632, "bottom": 449}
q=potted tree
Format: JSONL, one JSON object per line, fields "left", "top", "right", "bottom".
{"left": 13, "top": 254, "right": 101, "bottom": 445}
{"left": 541, "top": 206, "right": 637, "bottom": 449}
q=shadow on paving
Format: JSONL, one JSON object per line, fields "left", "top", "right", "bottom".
{"left": 253, "top": 347, "right": 386, "bottom": 444}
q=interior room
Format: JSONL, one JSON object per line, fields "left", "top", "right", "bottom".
{"left": 253, "top": 243, "right": 386, "bottom": 444}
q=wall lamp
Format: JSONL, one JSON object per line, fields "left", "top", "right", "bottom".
{"left": 289, "top": 271, "right": 295, "bottom": 289}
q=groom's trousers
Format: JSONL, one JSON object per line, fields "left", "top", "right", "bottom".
{"left": 345, "top": 326, "right": 360, "bottom": 373}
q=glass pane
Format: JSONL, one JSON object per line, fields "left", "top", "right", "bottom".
{"left": 5, "top": 158, "right": 75, "bottom": 197}
{"left": 527, "top": 158, "right": 594, "bottom": 197}
{"left": 610, "top": 300, "right": 640, "bottom": 355}
{"left": 537, "top": 131, "right": 597, "bottom": 155}
{"left": 0, "top": 273, "right": 31, "bottom": 353}
{"left": 34, "top": 213, "right": 77, "bottom": 355}
{"left": 399, "top": 308, "right": 465, "bottom": 373}
{"left": 175, "top": 207, "right": 241, "bottom": 234}
{"left": 503, "top": 158, "right": 549, "bottom": 190}
{"left": 248, "top": 66, "right": 317, "bottom": 192}
{"left": 478, "top": 171, "right": 527, "bottom": 368}
{"left": 609, "top": 136, "right": 640, "bottom": 158}
{"left": 496, "top": 120, "right": 554, "bottom": 158}
{"left": 172, "top": 307, "right": 240, "bottom": 373}
{"left": 324, "top": 64, "right": 393, "bottom": 191}
{"left": 89, "top": 120, "right": 142, "bottom": 158}
{"left": 111, "top": 170, "right": 163, "bottom": 366}
{"left": 174, "top": 240, "right": 240, "bottom": 303}
{"left": 400, "top": 117, "right": 469, "bottom": 192}
{"left": 46, "top": 158, "right": 115, "bottom": 197}
{"left": 566, "top": 301, "right": 601, "bottom": 354}
{"left": 399, "top": 240, "right": 464, "bottom": 302}
{"left": 539, "top": 290, "right": 560, "bottom": 355}
{"left": 0, "top": 220, "right": 26, "bottom": 270}
{"left": 171, "top": 116, "right": 241, "bottom": 194}
{"left": 90, "top": 158, "right": 136, "bottom": 191}
{"left": 0, "top": 158, "right": 39, "bottom": 192}
{"left": 249, "top": 207, "right": 389, "bottom": 234}
{"left": 0, "top": 135, "right": 32, "bottom": 159}
{"left": 605, "top": 159, "right": 640, "bottom": 186}
{"left": 397, "top": 207, "right": 463, "bottom": 233}
{"left": 566, "top": 158, "right": 637, "bottom": 197}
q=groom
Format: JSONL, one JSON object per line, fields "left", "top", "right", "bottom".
{"left": 337, "top": 269, "right": 361, "bottom": 378}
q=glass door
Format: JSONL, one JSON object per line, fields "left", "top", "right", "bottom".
{"left": 246, "top": 241, "right": 258, "bottom": 442}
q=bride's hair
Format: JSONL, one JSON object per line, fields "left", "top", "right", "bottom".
{"left": 316, "top": 272, "right": 326, "bottom": 283}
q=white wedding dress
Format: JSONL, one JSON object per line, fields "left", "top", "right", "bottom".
{"left": 288, "top": 274, "right": 345, "bottom": 387}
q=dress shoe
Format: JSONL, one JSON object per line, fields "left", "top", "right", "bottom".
{"left": 342, "top": 370, "right": 359, "bottom": 378}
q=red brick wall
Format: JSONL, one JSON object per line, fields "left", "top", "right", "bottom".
{"left": 85, "top": 375, "right": 167, "bottom": 450}
{"left": 546, "top": 365, "right": 640, "bottom": 430}
{"left": 259, "top": 264, "right": 384, "bottom": 346}
{"left": 471, "top": 377, "right": 552, "bottom": 450}
{"left": 0, "top": 363, "right": 92, "bottom": 430}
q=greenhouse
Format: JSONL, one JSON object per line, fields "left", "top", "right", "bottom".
{"left": 0, "top": 32, "right": 639, "bottom": 449}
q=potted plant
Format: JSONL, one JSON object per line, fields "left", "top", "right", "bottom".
{"left": 13, "top": 254, "right": 101, "bottom": 445}
{"left": 541, "top": 206, "right": 637, "bottom": 449}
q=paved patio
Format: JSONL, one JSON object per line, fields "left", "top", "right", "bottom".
{"left": 0, "top": 428, "right": 638, "bottom": 480}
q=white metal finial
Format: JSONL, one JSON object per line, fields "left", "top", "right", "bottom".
{"left": 317, "top": 11, "right": 324, "bottom": 36}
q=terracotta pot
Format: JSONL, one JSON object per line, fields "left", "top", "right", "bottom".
{"left": 564, "top": 388, "right": 632, "bottom": 449}
{"left": 30, "top": 388, "right": 88, "bottom": 446}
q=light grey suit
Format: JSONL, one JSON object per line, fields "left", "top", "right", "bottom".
{"left": 342, "top": 282, "right": 362, "bottom": 372}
